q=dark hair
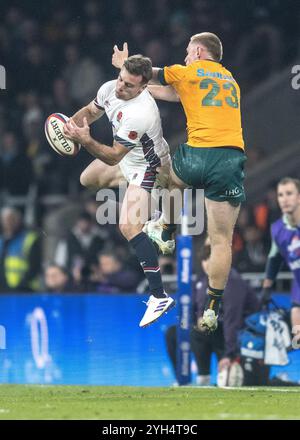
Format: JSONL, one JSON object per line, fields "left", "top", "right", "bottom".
{"left": 124, "top": 55, "right": 153, "bottom": 84}
{"left": 191, "top": 32, "right": 223, "bottom": 62}
{"left": 45, "top": 264, "right": 69, "bottom": 277}
{"left": 278, "top": 177, "right": 300, "bottom": 193}
{"left": 98, "top": 251, "right": 120, "bottom": 262}
{"left": 77, "top": 211, "right": 92, "bottom": 222}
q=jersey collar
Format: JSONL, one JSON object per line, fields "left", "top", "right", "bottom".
{"left": 282, "top": 214, "right": 299, "bottom": 230}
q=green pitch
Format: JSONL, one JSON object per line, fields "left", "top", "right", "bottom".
{"left": 0, "top": 385, "right": 300, "bottom": 420}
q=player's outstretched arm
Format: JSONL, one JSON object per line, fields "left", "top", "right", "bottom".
{"left": 148, "top": 85, "right": 180, "bottom": 102}
{"left": 149, "top": 68, "right": 164, "bottom": 85}
{"left": 64, "top": 117, "right": 129, "bottom": 166}
{"left": 112, "top": 43, "right": 163, "bottom": 86}
{"left": 71, "top": 101, "right": 104, "bottom": 127}
{"left": 112, "top": 42, "right": 129, "bottom": 68}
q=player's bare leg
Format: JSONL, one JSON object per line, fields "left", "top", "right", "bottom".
{"left": 119, "top": 184, "right": 175, "bottom": 327}
{"left": 119, "top": 184, "right": 151, "bottom": 240}
{"left": 199, "top": 199, "right": 240, "bottom": 332}
{"left": 80, "top": 158, "right": 126, "bottom": 190}
{"left": 162, "top": 167, "right": 188, "bottom": 223}
{"left": 144, "top": 167, "right": 188, "bottom": 254}
{"left": 205, "top": 199, "right": 240, "bottom": 288}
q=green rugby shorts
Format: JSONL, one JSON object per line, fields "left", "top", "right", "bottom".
{"left": 172, "top": 144, "right": 246, "bottom": 205}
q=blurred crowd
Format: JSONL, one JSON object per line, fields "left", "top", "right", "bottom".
{"left": 0, "top": 0, "right": 297, "bottom": 292}
{"left": 0, "top": 187, "right": 283, "bottom": 294}
{"left": 0, "top": 0, "right": 298, "bottom": 195}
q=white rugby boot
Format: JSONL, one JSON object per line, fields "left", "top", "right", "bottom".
{"left": 143, "top": 219, "right": 175, "bottom": 255}
{"left": 139, "top": 294, "right": 176, "bottom": 328}
{"left": 197, "top": 309, "right": 218, "bottom": 333}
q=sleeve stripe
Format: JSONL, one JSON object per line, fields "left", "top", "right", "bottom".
{"left": 158, "top": 68, "right": 168, "bottom": 85}
{"left": 114, "top": 135, "right": 136, "bottom": 148}
{"left": 93, "top": 99, "right": 104, "bottom": 110}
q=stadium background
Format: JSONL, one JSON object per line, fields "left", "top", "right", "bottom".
{"left": 0, "top": 0, "right": 300, "bottom": 387}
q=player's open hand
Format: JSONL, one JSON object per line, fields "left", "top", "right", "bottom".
{"left": 112, "top": 42, "right": 128, "bottom": 68}
{"left": 64, "top": 117, "right": 91, "bottom": 146}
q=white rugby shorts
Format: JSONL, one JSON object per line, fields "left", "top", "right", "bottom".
{"left": 118, "top": 154, "right": 171, "bottom": 193}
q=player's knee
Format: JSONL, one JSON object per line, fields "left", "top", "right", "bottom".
{"left": 80, "top": 169, "right": 99, "bottom": 189}
{"left": 80, "top": 169, "right": 90, "bottom": 188}
{"left": 209, "top": 232, "right": 232, "bottom": 249}
{"left": 119, "top": 222, "right": 129, "bottom": 240}
{"left": 119, "top": 223, "right": 141, "bottom": 241}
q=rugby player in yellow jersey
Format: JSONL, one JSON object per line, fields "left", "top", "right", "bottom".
{"left": 112, "top": 33, "right": 246, "bottom": 333}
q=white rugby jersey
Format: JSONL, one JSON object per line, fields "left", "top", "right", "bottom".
{"left": 93, "top": 80, "right": 170, "bottom": 169}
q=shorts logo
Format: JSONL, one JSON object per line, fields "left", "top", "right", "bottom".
{"left": 225, "top": 187, "right": 240, "bottom": 196}
{"left": 117, "top": 111, "right": 123, "bottom": 121}
{"left": 128, "top": 131, "right": 138, "bottom": 140}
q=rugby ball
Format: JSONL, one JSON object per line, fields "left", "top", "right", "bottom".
{"left": 44, "top": 113, "right": 81, "bottom": 156}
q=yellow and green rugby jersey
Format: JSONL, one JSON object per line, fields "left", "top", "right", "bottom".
{"left": 159, "top": 60, "right": 244, "bottom": 150}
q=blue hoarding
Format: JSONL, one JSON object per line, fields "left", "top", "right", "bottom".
{"left": 0, "top": 293, "right": 299, "bottom": 386}
{"left": 0, "top": 293, "right": 177, "bottom": 386}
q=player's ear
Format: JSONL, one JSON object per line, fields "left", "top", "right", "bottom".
{"left": 197, "top": 46, "right": 202, "bottom": 59}
{"left": 139, "top": 84, "right": 147, "bottom": 94}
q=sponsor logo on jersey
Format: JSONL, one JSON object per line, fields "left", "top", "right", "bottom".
{"left": 117, "top": 111, "right": 123, "bottom": 121}
{"left": 288, "top": 235, "right": 300, "bottom": 254}
{"left": 196, "top": 68, "right": 235, "bottom": 82}
{"left": 287, "top": 235, "right": 300, "bottom": 264}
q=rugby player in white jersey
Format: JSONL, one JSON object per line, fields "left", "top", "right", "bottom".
{"left": 63, "top": 54, "right": 175, "bottom": 327}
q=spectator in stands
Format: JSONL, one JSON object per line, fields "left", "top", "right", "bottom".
{"left": 245, "top": 146, "right": 263, "bottom": 170}
{"left": 232, "top": 206, "right": 252, "bottom": 258}
{"left": 48, "top": 78, "right": 75, "bottom": 119}
{"left": 165, "top": 238, "right": 259, "bottom": 385}
{"left": 234, "top": 7, "right": 282, "bottom": 90}
{"left": 145, "top": 39, "right": 167, "bottom": 67}
{"left": 44, "top": 264, "right": 74, "bottom": 293}
{"left": 0, "top": 1, "right": 295, "bottom": 280}
{"left": 0, "top": 206, "right": 41, "bottom": 292}
{"left": 54, "top": 211, "right": 106, "bottom": 279}
{"left": 253, "top": 186, "right": 281, "bottom": 237}
{"left": 21, "top": 44, "right": 51, "bottom": 94}
{"left": 83, "top": 194, "right": 124, "bottom": 248}
{"left": 0, "top": 132, "right": 34, "bottom": 196}
{"left": 234, "top": 225, "right": 268, "bottom": 272}
{"left": 62, "top": 44, "right": 104, "bottom": 105}
{"left": 21, "top": 92, "right": 51, "bottom": 191}
{"left": 159, "top": 255, "right": 176, "bottom": 275}
{"left": 90, "top": 251, "right": 140, "bottom": 293}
